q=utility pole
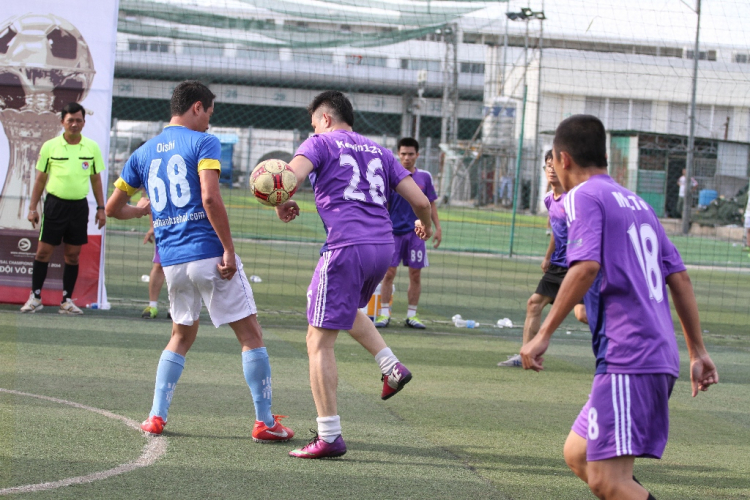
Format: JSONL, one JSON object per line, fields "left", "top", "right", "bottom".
{"left": 683, "top": 0, "right": 701, "bottom": 234}
{"left": 530, "top": 1, "right": 545, "bottom": 214}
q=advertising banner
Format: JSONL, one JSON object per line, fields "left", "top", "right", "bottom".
{"left": 0, "top": 1, "right": 119, "bottom": 306}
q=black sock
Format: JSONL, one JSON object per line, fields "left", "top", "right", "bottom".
{"left": 62, "top": 264, "right": 79, "bottom": 303}
{"left": 647, "top": 494, "right": 656, "bottom": 500}
{"left": 31, "top": 260, "right": 49, "bottom": 299}
{"left": 633, "top": 476, "right": 642, "bottom": 486}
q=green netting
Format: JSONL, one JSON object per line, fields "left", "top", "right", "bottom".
{"left": 119, "top": 0, "right": 495, "bottom": 49}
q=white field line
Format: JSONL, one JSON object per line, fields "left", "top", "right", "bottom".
{"left": 0, "top": 388, "right": 166, "bottom": 496}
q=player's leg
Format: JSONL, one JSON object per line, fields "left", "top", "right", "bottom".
{"left": 58, "top": 243, "right": 83, "bottom": 314}
{"left": 524, "top": 292, "right": 553, "bottom": 344}
{"left": 143, "top": 247, "right": 165, "bottom": 319}
{"left": 404, "top": 232, "right": 428, "bottom": 329}
{"left": 21, "top": 199, "right": 62, "bottom": 312}
{"left": 564, "top": 430, "right": 588, "bottom": 483}
{"left": 376, "top": 266, "right": 398, "bottom": 327}
{"left": 58, "top": 201, "right": 88, "bottom": 314}
{"left": 582, "top": 373, "right": 674, "bottom": 499}
{"left": 587, "top": 457, "right": 648, "bottom": 500}
{"left": 140, "top": 261, "right": 202, "bottom": 434}
{"left": 574, "top": 303, "right": 588, "bottom": 324}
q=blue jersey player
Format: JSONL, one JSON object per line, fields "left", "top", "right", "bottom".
{"left": 105, "top": 81, "right": 293, "bottom": 442}
{"left": 520, "top": 115, "right": 718, "bottom": 500}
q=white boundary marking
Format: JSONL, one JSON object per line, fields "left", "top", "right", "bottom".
{"left": 0, "top": 388, "right": 167, "bottom": 496}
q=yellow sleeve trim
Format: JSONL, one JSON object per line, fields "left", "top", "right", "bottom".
{"left": 198, "top": 159, "right": 221, "bottom": 172}
{"left": 114, "top": 177, "right": 139, "bottom": 196}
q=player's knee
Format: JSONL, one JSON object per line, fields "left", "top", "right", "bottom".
{"left": 384, "top": 267, "right": 397, "bottom": 282}
{"left": 408, "top": 268, "right": 421, "bottom": 285}
{"left": 563, "top": 442, "right": 587, "bottom": 481}
{"left": 526, "top": 295, "right": 544, "bottom": 314}
{"left": 575, "top": 307, "right": 588, "bottom": 324}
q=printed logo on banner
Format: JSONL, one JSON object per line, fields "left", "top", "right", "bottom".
{"left": 18, "top": 238, "right": 31, "bottom": 252}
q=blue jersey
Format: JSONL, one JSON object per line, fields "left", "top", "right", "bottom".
{"left": 389, "top": 169, "right": 437, "bottom": 235}
{"left": 115, "top": 125, "right": 224, "bottom": 267}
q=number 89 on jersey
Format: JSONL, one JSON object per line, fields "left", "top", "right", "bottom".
{"left": 249, "top": 159, "right": 299, "bottom": 206}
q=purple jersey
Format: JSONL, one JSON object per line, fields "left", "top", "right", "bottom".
{"left": 544, "top": 191, "right": 568, "bottom": 268}
{"left": 565, "top": 174, "right": 685, "bottom": 377}
{"left": 389, "top": 169, "right": 437, "bottom": 235}
{"left": 295, "top": 131, "right": 410, "bottom": 252}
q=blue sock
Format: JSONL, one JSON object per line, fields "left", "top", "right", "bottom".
{"left": 242, "top": 347, "right": 274, "bottom": 427}
{"left": 149, "top": 350, "right": 185, "bottom": 421}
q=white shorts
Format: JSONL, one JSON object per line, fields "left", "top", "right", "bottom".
{"left": 163, "top": 255, "right": 257, "bottom": 328}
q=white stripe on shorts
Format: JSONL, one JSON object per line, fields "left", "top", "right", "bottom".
{"left": 313, "top": 251, "right": 332, "bottom": 327}
{"left": 611, "top": 374, "right": 633, "bottom": 456}
{"left": 611, "top": 375, "right": 621, "bottom": 456}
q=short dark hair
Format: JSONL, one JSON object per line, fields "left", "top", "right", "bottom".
{"left": 61, "top": 102, "right": 85, "bottom": 121}
{"left": 552, "top": 115, "right": 607, "bottom": 168}
{"left": 171, "top": 80, "right": 216, "bottom": 116}
{"left": 543, "top": 149, "right": 553, "bottom": 163}
{"left": 397, "top": 137, "right": 419, "bottom": 153}
{"left": 308, "top": 90, "right": 354, "bottom": 127}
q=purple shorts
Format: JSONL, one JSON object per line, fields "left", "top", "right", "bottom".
{"left": 153, "top": 246, "right": 161, "bottom": 265}
{"left": 572, "top": 373, "right": 676, "bottom": 461}
{"left": 308, "top": 243, "right": 393, "bottom": 330}
{"left": 390, "top": 231, "right": 428, "bottom": 269}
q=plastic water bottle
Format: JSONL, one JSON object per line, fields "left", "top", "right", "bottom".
{"left": 452, "top": 314, "right": 477, "bottom": 328}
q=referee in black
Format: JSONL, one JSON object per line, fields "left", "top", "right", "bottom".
{"left": 21, "top": 102, "right": 106, "bottom": 314}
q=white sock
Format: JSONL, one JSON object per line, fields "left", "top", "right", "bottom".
{"left": 316, "top": 415, "right": 342, "bottom": 443}
{"left": 407, "top": 305, "right": 418, "bottom": 318}
{"left": 375, "top": 347, "right": 399, "bottom": 376}
{"left": 149, "top": 301, "right": 158, "bottom": 308}
{"left": 380, "top": 305, "right": 391, "bottom": 318}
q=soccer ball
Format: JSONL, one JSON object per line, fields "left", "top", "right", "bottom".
{"left": 250, "top": 159, "right": 298, "bottom": 206}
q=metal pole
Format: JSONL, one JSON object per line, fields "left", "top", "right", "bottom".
{"left": 682, "top": 0, "right": 701, "bottom": 235}
{"left": 499, "top": 1, "right": 510, "bottom": 96}
{"left": 509, "top": 85, "right": 528, "bottom": 257}
{"left": 530, "top": 9, "right": 544, "bottom": 214}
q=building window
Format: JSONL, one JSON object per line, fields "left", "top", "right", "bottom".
{"left": 292, "top": 52, "right": 333, "bottom": 64}
{"left": 129, "top": 41, "right": 169, "bottom": 53}
{"left": 734, "top": 53, "right": 749, "bottom": 63}
{"left": 460, "top": 62, "right": 485, "bottom": 74}
{"left": 346, "top": 55, "right": 387, "bottom": 67}
{"left": 686, "top": 49, "right": 717, "bottom": 61}
{"left": 400, "top": 59, "right": 441, "bottom": 72}
{"left": 183, "top": 44, "right": 225, "bottom": 57}
{"left": 236, "top": 47, "right": 279, "bottom": 60}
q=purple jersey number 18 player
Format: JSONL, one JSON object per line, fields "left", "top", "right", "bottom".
{"left": 274, "top": 91, "right": 433, "bottom": 459}
{"left": 520, "top": 115, "right": 718, "bottom": 500}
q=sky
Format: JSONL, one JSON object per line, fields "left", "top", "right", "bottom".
{"left": 466, "top": 0, "right": 750, "bottom": 49}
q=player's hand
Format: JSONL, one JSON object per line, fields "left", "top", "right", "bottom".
{"left": 690, "top": 353, "right": 719, "bottom": 397}
{"left": 415, "top": 220, "right": 433, "bottom": 241}
{"left": 432, "top": 227, "right": 442, "bottom": 249}
{"left": 27, "top": 210, "right": 39, "bottom": 229}
{"left": 217, "top": 250, "right": 237, "bottom": 281}
{"left": 143, "top": 227, "right": 155, "bottom": 244}
{"left": 275, "top": 200, "right": 300, "bottom": 223}
{"left": 136, "top": 198, "right": 151, "bottom": 218}
{"left": 520, "top": 335, "right": 549, "bottom": 372}
{"left": 95, "top": 209, "right": 106, "bottom": 229}
{"left": 541, "top": 258, "right": 551, "bottom": 273}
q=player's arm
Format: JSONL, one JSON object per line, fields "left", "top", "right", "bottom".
{"left": 27, "top": 171, "right": 47, "bottom": 228}
{"left": 275, "top": 155, "right": 313, "bottom": 223}
{"left": 394, "top": 176, "right": 432, "bottom": 240}
{"left": 199, "top": 169, "right": 236, "bottom": 280}
{"left": 105, "top": 184, "right": 150, "bottom": 220}
{"left": 520, "top": 260, "right": 600, "bottom": 371}
{"left": 429, "top": 201, "right": 442, "bottom": 248}
{"left": 541, "top": 230, "right": 555, "bottom": 272}
{"left": 666, "top": 271, "right": 719, "bottom": 396}
{"left": 90, "top": 173, "right": 106, "bottom": 229}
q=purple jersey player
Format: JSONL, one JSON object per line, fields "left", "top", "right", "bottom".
{"left": 376, "top": 137, "right": 442, "bottom": 330}
{"left": 520, "top": 115, "right": 718, "bottom": 500}
{"left": 274, "top": 91, "right": 433, "bottom": 459}
{"left": 499, "top": 151, "right": 587, "bottom": 368}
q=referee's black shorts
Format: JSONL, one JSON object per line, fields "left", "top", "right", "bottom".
{"left": 40, "top": 194, "right": 89, "bottom": 246}
{"left": 534, "top": 263, "right": 568, "bottom": 302}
